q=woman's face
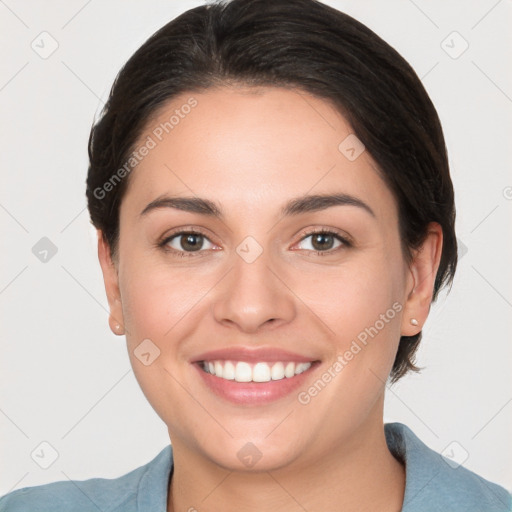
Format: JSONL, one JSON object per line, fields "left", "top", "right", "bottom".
{"left": 100, "top": 86, "right": 431, "bottom": 471}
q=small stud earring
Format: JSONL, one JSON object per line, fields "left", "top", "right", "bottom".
{"left": 115, "top": 324, "right": 122, "bottom": 331}
{"left": 410, "top": 318, "right": 419, "bottom": 326}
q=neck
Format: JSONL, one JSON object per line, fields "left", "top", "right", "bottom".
{"left": 167, "top": 409, "right": 404, "bottom": 512}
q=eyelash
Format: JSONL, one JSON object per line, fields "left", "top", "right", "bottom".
{"left": 158, "top": 227, "right": 352, "bottom": 258}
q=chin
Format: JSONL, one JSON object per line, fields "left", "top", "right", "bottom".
{"left": 207, "top": 441, "right": 304, "bottom": 473}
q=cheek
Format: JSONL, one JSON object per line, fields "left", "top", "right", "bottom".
{"left": 118, "top": 259, "right": 212, "bottom": 435}
{"left": 119, "top": 257, "right": 216, "bottom": 342}
{"left": 293, "top": 261, "right": 404, "bottom": 419}
{"left": 292, "top": 250, "right": 405, "bottom": 399}
{"left": 292, "top": 252, "right": 404, "bottom": 340}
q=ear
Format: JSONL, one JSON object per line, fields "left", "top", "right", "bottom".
{"left": 401, "top": 222, "right": 443, "bottom": 336}
{"left": 97, "top": 230, "right": 125, "bottom": 335}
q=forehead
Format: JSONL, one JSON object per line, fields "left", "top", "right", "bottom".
{"left": 121, "top": 86, "right": 397, "bottom": 222}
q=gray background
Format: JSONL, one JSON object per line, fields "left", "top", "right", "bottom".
{"left": 1, "top": 0, "right": 511, "bottom": 495}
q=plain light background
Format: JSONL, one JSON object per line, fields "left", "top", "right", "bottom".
{"left": 1, "top": 0, "right": 511, "bottom": 496}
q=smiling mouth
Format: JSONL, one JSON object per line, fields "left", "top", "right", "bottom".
{"left": 199, "top": 360, "right": 316, "bottom": 383}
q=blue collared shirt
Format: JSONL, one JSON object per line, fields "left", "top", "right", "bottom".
{"left": 1, "top": 423, "right": 510, "bottom": 511}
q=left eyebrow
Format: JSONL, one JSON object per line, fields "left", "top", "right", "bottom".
{"left": 139, "top": 193, "right": 375, "bottom": 219}
{"left": 280, "top": 193, "right": 375, "bottom": 218}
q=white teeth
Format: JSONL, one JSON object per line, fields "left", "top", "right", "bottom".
{"left": 284, "top": 362, "right": 295, "bottom": 378}
{"left": 234, "top": 362, "right": 252, "bottom": 382}
{"left": 295, "top": 362, "right": 310, "bottom": 374}
{"left": 253, "top": 362, "right": 271, "bottom": 382}
{"left": 202, "top": 360, "right": 312, "bottom": 382}
{"left": 223, "top": 361, "right": 235, "bottom": 380}
{"left": 271, "top": 362, "right": 285, "bottom": 380}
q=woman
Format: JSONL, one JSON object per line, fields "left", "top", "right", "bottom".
{"left": 1, "top": 0, "right": 510, "bottom": 510}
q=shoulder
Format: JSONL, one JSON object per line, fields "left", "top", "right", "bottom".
{"left": 0, "top": 446, "right": 172, "bottom": 512}
{"left": 385, "top": 422, "right": 512, "bottom": 512}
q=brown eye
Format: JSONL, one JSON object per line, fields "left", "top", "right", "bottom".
{"left": 311, "top": 233, "right": 335, "bottom": 251}
{"left": 295, "top": 231, "right": 348, "bottom": 253}
{"left": 164, "top": 232, "right": 215, "bottom": 253}
{"left": 180, "top": 233, "right": 203, "bottom": 251}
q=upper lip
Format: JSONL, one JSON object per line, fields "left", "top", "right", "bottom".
{"left": 191, "top": 347, "right": 318, "bottom": 364}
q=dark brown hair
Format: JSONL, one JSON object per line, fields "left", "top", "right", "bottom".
{"left": 86, "top": 0, "right": 457, "bottom": 382}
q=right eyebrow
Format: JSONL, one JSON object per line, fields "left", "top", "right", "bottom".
{"left": 139, "top": 196, "right": 223, "bottom": 219}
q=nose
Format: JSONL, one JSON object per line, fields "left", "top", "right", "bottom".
{"left": 212, "top": 249, "right": 297, "bottom": 334}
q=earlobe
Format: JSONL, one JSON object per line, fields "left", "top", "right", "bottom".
{"left": 97, "top": 231, "right": 125, "bottom": 335}
{"left": 401, "top": 223, "right": 443, "bottom": 336}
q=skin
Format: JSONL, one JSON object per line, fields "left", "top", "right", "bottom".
{"left": 98, "top": 86, "right": 443, "bottom": 511}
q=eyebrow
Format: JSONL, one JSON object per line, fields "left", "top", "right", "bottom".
{"left": 139, "top": 193, "right": 375, "bottom": 219}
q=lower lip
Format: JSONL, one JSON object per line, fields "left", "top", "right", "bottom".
{"left": 194, "top": 363, "right": 318, "bottom": 405}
